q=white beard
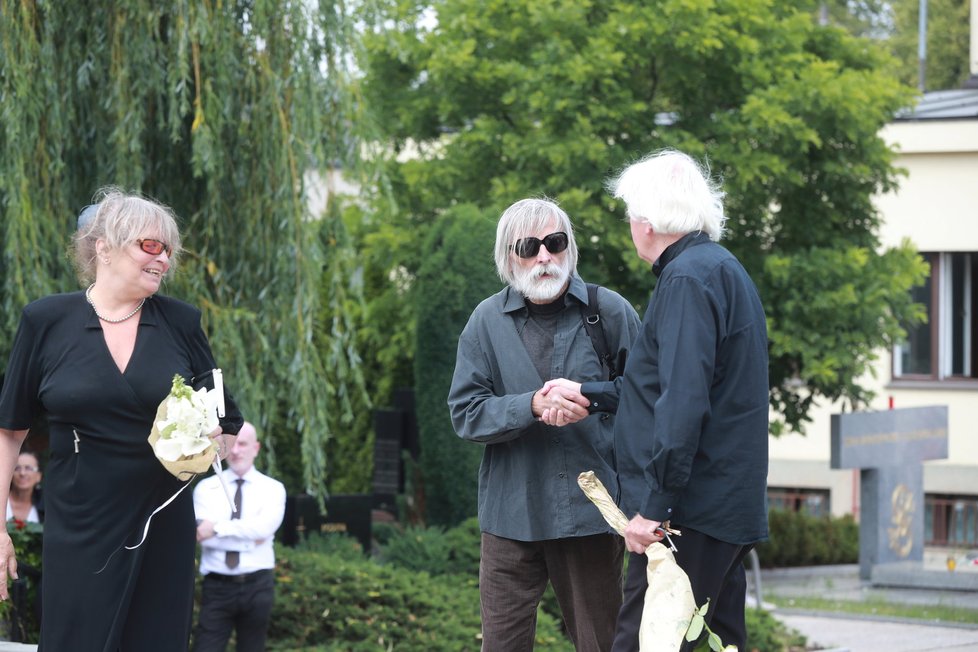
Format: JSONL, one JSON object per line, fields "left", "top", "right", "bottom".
{"left": 512, "top": 261, "right": 571, "bottom": 303}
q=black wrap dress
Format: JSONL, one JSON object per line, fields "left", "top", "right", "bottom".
{"left": 0, "top": 291, "right": 243, "bottom": 651}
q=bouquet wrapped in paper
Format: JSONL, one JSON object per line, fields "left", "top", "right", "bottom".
{"left": 100, "top": 373, "right": 234, "bottom": 560}
{"left": 578, "top": 471, "right": 735, "bottom": 651}
{"left": 149, "top": 374, "right": 221, "bottom": 480}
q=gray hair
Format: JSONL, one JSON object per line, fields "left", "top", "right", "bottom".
{"left": 493, "top": 198, "right": 579, "bottom": 286}
{"left": 608, "top": 150, "right": 726, "bottom": 241}
{"left": 71, "top": 187, "right": 183, "bottom": 284}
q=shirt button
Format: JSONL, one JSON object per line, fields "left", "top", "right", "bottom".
{"left": 558, "top": 473, "right": 565, "bottom": 478}
{"left": 592, "top": 402, "right": 599, "bottom": 407}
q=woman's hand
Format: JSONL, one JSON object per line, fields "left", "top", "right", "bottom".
{"left": 0, "top": 531, "right": 18, "bottom": 601}
{"left": 209, "top": 428, "right": 236, "bottom": 461}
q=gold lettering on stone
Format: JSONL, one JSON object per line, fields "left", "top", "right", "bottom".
{"left": 887, "top": 484, "right": 914, "bottom": 558}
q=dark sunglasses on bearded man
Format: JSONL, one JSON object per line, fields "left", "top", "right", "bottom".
{"left": 511, "top": 231, "right": 569, "bottom": 259}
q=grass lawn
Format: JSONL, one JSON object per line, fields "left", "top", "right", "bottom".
{"left": 766, "top": 592, "right": 978, "bottom": 626}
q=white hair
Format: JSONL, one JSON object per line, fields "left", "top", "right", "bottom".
{"left": 494, "top": 198, "right": 579, "bottom": 286}
{"left": 608, "top": 150, "right": 726, "bottom": 241}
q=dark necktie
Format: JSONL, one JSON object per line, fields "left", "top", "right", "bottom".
{"left": 225, "top": 478, "right": 244, "bottom": 569}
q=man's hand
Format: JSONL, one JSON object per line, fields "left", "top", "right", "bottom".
{"left": 0, "top": 531, "right": 18, "bottom": 601}
{"left": 623, "top": 514, "right": 664, "bottom": 554}
{"left": 197, "top": 519, "right": 217, "bottom": 542}
{"left": 535, "top": 379, "right": 589, "bottom": 426}
{"left": 542, "top": 378, "right": 583, "bottom": 396}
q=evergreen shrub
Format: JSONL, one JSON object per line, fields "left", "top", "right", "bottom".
{"left": 377, "top": 517, "right": 481, "bottom": 577}
{"left": 268, "top": 533, "right": 572, "bottom": 651}
{"left": 757, "top": 509, "right": 859, "bottom": 567}
{"left": 414, "top": 204, "right": 503, "bottom": 526}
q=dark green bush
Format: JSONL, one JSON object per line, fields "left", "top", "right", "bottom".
{"left": 745, "top": 607, "right": 808, "bottom": 652}
{"left": 375, "top": 524, "right": 455, "bottom": 574}
{"left": 757, "top": 509, "right": 858, "bottom": 567}
{"left": 377, "top": 516, "right": 481, "bottom": 577}
{"left": 269, "top": 540, "right": 482, "bottom": 650}
{"left": 440, "top": 517, "right": 482, "bottom": 577}
{"left": 414, "top": 204, "right": 502, "bottom": 527}
{"left": 269, "top": 534, "right": 573, "bottom": 651}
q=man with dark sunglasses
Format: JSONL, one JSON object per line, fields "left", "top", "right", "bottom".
{"left": 448, "top": 198, "right": 641, "bottom": 652}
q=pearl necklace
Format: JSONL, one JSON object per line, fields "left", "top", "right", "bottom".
{"left": 85, "top": 283, "right": 146, "bottom": 324}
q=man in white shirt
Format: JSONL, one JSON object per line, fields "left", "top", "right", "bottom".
{"left": 192, "top": 421, "right": 286, "bottom": 652}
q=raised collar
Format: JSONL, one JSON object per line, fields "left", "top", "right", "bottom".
{"left": 652, "top": 231, "right": 712, "bottom": 277}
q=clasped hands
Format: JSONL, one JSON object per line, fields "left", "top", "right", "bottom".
{"left": 533, "top": 378, "right": 589, "bottom": 426}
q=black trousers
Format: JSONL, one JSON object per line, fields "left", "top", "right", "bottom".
{"left": 611, "top": 528, "right": 752, "bottom": 652}
{"left": 191, "top": 570, "right": 275, "bottom": 652}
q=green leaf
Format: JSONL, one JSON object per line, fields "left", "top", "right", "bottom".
{"left": 708, "top": 631, "right": 724, "bottom": 650}
{"left": 686, "top": 613, "right": 705, "bottom": 641}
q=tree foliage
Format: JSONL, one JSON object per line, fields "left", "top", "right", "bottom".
{"left": 0, "top": 1, "right": 374, "bottom": 498}
{"left": 888, "top": 0, "right": 972, "bottom": 91}
{"left": 819, "top": 0, "right": 972, "bottom": 91}
{"left": 360, "top": 0, "right": 928, "bottom": 436}
{"left": 414, "top": 204, "right": 501, "bottom": 525}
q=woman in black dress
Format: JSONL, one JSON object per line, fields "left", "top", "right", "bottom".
{"left": 0, "top": 189, "right": 243, "bottom": 651}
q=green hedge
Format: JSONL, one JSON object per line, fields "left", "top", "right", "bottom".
{"left": 756, "top": 509, "right": 859, "bottom": 567}
{"left": 375, "top": 517, "right": 481, "bottom": 578}
{"left": 268, "top": 533, "right": 572, "bottom": 651}
{"left": 414, "top": 204, "right": 503, "bottom": 527}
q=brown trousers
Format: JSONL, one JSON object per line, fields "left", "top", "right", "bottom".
{"left": 479, "top": 532, "right": 624, "bottom": 652}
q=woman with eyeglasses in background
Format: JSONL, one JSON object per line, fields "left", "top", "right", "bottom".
{"left": 0, "top": 188, "right": 243, "bottom": 651}
{"left": 6, "top": 452, "right": 43, "bottom": 524}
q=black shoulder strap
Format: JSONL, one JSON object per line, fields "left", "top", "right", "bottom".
{"left": 581, "top": 283, "right": 620, "bottom": 380}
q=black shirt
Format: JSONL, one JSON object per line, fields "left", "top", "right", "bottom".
{"left": 588, "top": 232, "right": 770, "bottom": 545}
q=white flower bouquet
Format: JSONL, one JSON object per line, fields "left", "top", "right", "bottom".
{"left": 147, "top": 372, "right": 235, "bottom": 512}
{"left": 111, "top": 373, "right": 235, "bottom": 556}
{"left": 149, "top": 374, "right": 221, "bottom": 477}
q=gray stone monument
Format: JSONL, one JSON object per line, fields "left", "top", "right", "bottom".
{"left": 830, "top": 406, "right": 948, "bottom": 579}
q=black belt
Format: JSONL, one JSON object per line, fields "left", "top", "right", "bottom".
{"left": 205, "top": 569, "right": 273, "bottom": 584}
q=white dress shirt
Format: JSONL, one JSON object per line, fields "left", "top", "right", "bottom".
{"left": 193, "top": 466, "right": 286, "bottom": 576}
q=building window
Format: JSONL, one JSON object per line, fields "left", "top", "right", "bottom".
{"left": 926, "top": 494, "right": 978, "bottom": 548}
{"left": 767, "top": 487, "right": 830, "bottom": 517}
{"left": 894, "top": 252, "right": 978, "bottom": 380}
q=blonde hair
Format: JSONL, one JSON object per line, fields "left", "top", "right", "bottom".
{"left": 71, "top": 187, "right": 183, "bottom": 284}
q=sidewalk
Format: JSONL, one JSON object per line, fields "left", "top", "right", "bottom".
{"left": 774, "top": 613, "right": 978, "bottom": 652}
{"left": 752, "top": 552, "right": 978, "bottom": 652}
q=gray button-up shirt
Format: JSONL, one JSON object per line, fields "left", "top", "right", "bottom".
{"left": 448, "top": 274, "right": 641, "bottom": 541}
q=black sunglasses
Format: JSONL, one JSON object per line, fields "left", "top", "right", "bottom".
{"left": 137, "top": 238, "right": 172, "bottom": 256}
{"left": 512, "top": 232, "right": 569, "bottom": 259}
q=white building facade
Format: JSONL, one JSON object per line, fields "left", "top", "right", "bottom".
{"left": 767, "top": 90, "right": 978, "bottom": 549}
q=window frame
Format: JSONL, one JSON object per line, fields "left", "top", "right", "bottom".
{"left": 892, "top": 251, "right": 978, "bottom": 384}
